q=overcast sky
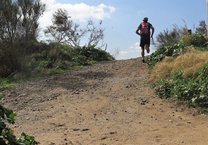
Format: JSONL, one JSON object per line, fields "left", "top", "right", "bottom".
{"left": 39, "top": 0, "right": 206, "bottom": 60}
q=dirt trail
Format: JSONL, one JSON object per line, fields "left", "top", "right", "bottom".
{"left": 2, "top": 58, "right": 208, "bottom": 145}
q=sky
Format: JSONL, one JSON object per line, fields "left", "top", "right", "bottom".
{"left": 39, "top": 0, "right": 206, "bottom": 60}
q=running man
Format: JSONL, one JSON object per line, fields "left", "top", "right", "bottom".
{"left": 136, "top": 17, "right": 154, "bottom": 62}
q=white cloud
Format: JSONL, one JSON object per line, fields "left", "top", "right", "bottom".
{"left": 116, "top": 42, "right": 140, "bottom": 60}
{"left": 39, "top": 0, "right": 116, "bottom": 29}
{"left": 116, "top": 42, "right": 156, "bottom": 60}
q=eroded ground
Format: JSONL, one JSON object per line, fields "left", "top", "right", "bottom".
{"left": 2, "top": 58, "right": 208, "bottom": 145}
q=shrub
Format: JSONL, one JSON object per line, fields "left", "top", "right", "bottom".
{"left": 156, "top": 25, "right": 188, "bottom": 46}
{"left": 0, "top": 46, "right": 19, "bottom": 78}
{"left": 147, "top": 43, "right": 185, "bottom": 68}
{"left": 0, "top": 41, "right": 115, "bottom": 78}
{"left": 150, "top": 49, "right": 208, "bottom": 81}
{"left": 75, "top": 46, "right": 114, "bottom": 63}
{"left": 154, "top": 79, "right": 174, "bottom": 99}
{"left": 0, "top": 97, "right": 37, "bottom": 145}
{"left": 29, "top": 43, "right": 114, "bottom": 76}
{"left": 29, "top": 43, "right": 75, "bottom": 75}
{"left": 152, "top": 64, "right": 208, "bottom": 109}
{"left": 182, "top": 33, "right": 207, "bottom": 47}
{"left": 149, "top": 22, "right": 208, "bottom": 110}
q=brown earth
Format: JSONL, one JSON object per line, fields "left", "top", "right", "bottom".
{"left": 2, "top": 58, "right": 208, "bottom": 145}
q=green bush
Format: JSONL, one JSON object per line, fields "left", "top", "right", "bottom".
{"left": 154, "top": 79, "right": 174, "bottom": 99}
{"left": 0, "top": 80, "right": 16, "bottom": 87}
{"left": 156, "top": 25, "right": 187, "bottom": 46}
{"left": 0, "top": 46, "right": 19, "bottom": 78}
{"left": 30, "top": 43, "right": 76, "bottom": 74}
{"left": 182, "top": 33, "right": 207, "bottom": 47}
{"left": 28, "top": 43, "right": 114, "bottom": 76}
{"left": 149, "top": 24, "right": 208, "bottom": 111}
{"left": 0, "top": 97, "right": 37, "bottom": 145}
{"left": 74, "top": 46, "right": 114, "bottom": 64}
{"left": 147, "top": 33, "right": 208, "bottom": 68}
{"left": 0, "top": 41, "right": 115, "bottom": 78}
{"left": 147, "top": 43, "right": 185, "bottom": 68}
{"left": 153, "top": 65, "right": 208, "bottom": 108}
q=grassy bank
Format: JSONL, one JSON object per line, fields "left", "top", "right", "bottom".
{"left": 147, "top": 34, "right": 208, "bottom": 111}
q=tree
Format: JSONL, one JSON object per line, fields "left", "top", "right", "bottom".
{"left": 0, "top": 0, "right": 45, "bottom": 45}
{"left": 86, "top": 19, "right": 105, "bottom": 48}
{"left": 17, "top": 0, "right": 45, "bottom": 41}
{"left": 45, "top": 9, "right": 84, "bottom": 46}
{"left": 156, "top": 25, "right": 188, "bottom": 46}
{"left": 195, "top": 20, "right": 207, "bottom": 35}
{"left": 45, "top": 9, "right": 105, "bottom": 48}
{"left": 0, "top": 0, "right": 22, "bottom": 77}
{"left": 0, "top": 0, "right": 45, "bottom": 77}
{"left": 0, "top": 0, "right": 21, "bottom": 45}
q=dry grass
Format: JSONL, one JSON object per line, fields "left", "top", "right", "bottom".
{"left": 150, "top": 48, "right": 208, "bottom": 82}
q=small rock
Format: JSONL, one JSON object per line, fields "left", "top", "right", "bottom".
{"left": 101, "top": 136, "right": 107, "bottom": 140}
{"left": 109, "top": 131, "right": 117, "bottom": 135}
{"left": 178, "top": 116, "right": 183, "bottom": 120}
{"left": 126, "top": 85, "right": 132, "bottom": 88}
{"left": 72, "top": 129, "right": 80, "bottom": 131}
{"left": 82, "top": 128, "right": 89, "bottom": 131}
{"left": 169, "top": 120, "right": 173, "bottom": 123}
{"left": 139, "top": 98, "right": 148, "bottom": 105}
{"left": 187, "top": 121, "right": 191, "bottom": 124}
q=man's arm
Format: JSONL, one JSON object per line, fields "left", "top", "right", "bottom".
{"left": 136, "top": 24, "right": 141, "bottom": 35}
{"left": 136, "top": 28, "right": 140, "bottom": 35}
{"left": 151, "top": 26, "right": 155, "bottom": 38}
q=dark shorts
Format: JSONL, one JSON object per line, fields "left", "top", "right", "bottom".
{"left": 140, "top": 36, "right": 150, "bottom": 48}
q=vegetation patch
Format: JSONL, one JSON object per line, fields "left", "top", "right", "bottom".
{"left": 0, "top": 97, "right": 37, "bottom": 145}
{"left": 28, "top": 43, "right": 114, "bottom": 77}
{"left": 148, "top": 24, "right": 208, "bottom": 110}
{"left": 153, "top": 65, "right": 208, "bottom": 109}
{"left": 150, "top": 49, "right": 208, "bottom": 81}
{"left": 0, "top": 80, "right": 16, "bottom": 87}
{"left": 147, "top": 43, "right": 185, "bottom": 68}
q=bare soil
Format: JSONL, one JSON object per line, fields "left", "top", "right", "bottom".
{"left": 2, "top": 58, "right": 208, "bottom": 145}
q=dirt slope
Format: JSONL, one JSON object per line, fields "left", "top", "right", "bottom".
{"left": 2, "top": 58, "right": 208, "bottom": 145}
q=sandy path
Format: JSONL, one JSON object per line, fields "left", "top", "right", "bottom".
{"left": 2, "top": 58, "right": 208, "bottom": 145}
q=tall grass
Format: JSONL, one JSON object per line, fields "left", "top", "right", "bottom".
{"left": 150, "top": 48, "right": 208, "bottom": 82}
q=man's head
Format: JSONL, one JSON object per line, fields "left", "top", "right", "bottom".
{"left": 143, "top": 17, "right": 148, "bottom": 23}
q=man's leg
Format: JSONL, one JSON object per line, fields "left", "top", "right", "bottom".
{"left": 145, "top": 44, "right": 150, "bottom": 53}
{"left": 140, "top": 37, "right": 146, "bottom": 62}
{"left": 141, "top": 47, "right": 145, "bottom": 62}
